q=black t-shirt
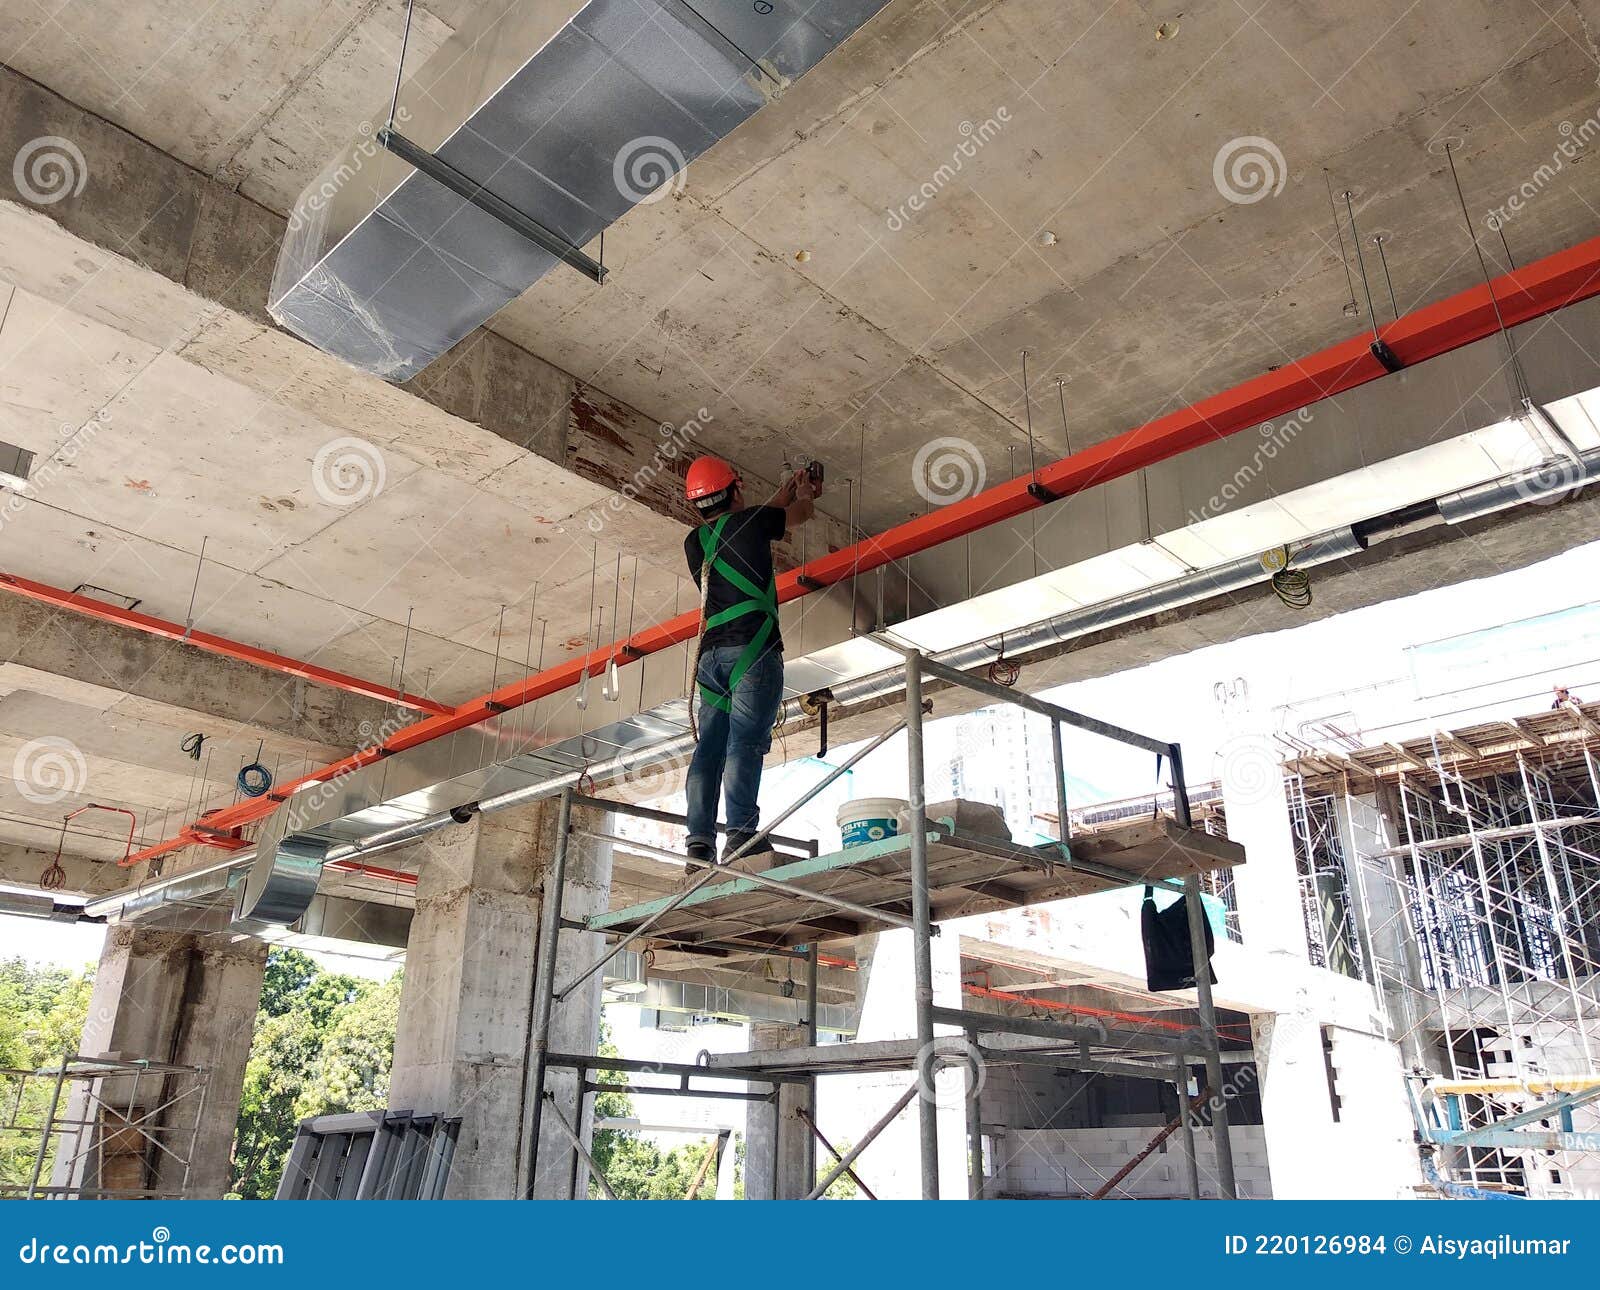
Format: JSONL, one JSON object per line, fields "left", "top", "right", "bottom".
{"left": 685, "top": 505, "right": 786, "bottom": 655}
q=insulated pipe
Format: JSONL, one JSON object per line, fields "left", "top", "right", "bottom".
{"left": 114, "top": 233, "right": 1600, "bottom": 871}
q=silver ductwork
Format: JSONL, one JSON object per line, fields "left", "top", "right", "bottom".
{"left": 1437, "top": 446, "right": 1600, "bottom": 523}
{"left": 601, "top": 951, "right": 856, "bottom": 1032}
{"left": 268, "top": 0, "right": 892, "bottom": 380}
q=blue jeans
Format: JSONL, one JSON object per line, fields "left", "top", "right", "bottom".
{"left": 686, "top": 645, "right": 783, "bottom": 851}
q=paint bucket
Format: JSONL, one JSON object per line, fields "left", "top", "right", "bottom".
{"left": 836, "top": 797, "right": 908, "bottom": 849}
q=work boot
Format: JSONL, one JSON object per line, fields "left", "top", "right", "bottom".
{"left": 683, "top": 839, "right": 715, "bottom": 882}
{"left": 722, "top": 833, "right": 778, "bottom": 872}
{"left": 722, "top": 832, "right": 757, "bottom": 861}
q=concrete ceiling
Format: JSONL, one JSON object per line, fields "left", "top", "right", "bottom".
{"left": 6, "top": 0, "right": 1600, "bottom": 892}
{"left": 7, "top": 1, "right": 1600, "bottom": 530}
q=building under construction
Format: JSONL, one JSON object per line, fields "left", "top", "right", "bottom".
{"left": 3, "top": 0, "right": 1600, "bottom": 1201}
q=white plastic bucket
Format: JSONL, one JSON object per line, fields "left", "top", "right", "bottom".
{"left": 836, "top": 797, "right": 908, "bottom": 849}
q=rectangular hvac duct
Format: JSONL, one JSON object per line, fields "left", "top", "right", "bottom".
{"left": 268, "top": 0, "right": 890, "bottom": 380}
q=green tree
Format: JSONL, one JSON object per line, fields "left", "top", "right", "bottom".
{"left": 229, "top": 949, "right": 401, "bottom": 1199}
{"left": 0, "top": 957, "right": 95, "bottom": 1195}
{"left": 587, "top": 1019, "right": 715, "bottom": 1200}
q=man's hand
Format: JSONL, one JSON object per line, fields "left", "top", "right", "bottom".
{"left": 780, "top": 468, "right": 816, "bottom": 528}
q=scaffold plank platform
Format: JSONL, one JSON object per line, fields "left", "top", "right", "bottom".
{"left": 586, "top": 819, "right": 1243, "bottom": 949}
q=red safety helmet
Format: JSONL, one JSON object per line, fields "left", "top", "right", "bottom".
{"left": 685, "top": 455, "right": 739, "bottom": 508}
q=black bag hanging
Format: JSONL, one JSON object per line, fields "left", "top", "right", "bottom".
{"left": 1141, "top": 885, "right": 1218, "bottom": 992}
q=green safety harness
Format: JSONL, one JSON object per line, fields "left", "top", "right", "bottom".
{"left": 691, "top": 513, "right": 780, "bottom": 727}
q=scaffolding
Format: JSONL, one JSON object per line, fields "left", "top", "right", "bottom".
{"left": 0, "top": 1053, "right": 210, "bottom": 1199}
{"left": 1285, "top": 701, "right": 1600, "bottom": 1195}
{"left": 523, "top": 648, "right": 1246, "bottom": 1199}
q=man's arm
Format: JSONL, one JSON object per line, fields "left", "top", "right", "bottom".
{"left": 773, "top": 468, "right": 819, "bottom": 529}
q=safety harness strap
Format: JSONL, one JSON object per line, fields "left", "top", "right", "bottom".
{"left": 696, "top": 515, "right": 779, "bottom": 715}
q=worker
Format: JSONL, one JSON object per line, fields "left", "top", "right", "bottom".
{"left": 682, "top": 455, "right": 820, "bottom": 867}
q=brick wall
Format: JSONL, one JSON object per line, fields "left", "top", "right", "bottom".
{"left": 991, "top": 1124, "right": 1273, "bottom": 1199}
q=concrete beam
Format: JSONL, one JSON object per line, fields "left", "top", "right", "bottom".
{"left": 0, "top": 841, "right": 125, "bottom": 897}
{"left": 0, "top": 64, "right": 757, "bottom": 546}
{"left": 0, "top": 593, "right": 382, "bottom": 749}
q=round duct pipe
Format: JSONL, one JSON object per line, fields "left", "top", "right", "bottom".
{"left": 1437, "top": 449, "right": 1600, "bottom": 524}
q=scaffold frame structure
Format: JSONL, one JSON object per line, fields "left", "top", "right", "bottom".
{"left": 1284, "top": 699, "right": 1600, "bottom": 1196}
{"left": 0, "top": 1053, "right": 211, "bottom": 1200}
{"left": 521, "top": 647, "right": 1246, "bottom": 1200}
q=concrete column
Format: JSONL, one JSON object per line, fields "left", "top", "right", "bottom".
{"left": 1219, "top": 747, "right": 1306, "bottom": 960}
{"left": 743, "top": 1023, "right": 812, "bottom": 1199}
{"left": 51, "top": 925, "right": 266, "bottom": 1199}
{"left": 388, "top": 801, "right": 611, "bottom": 1199}
{"left": 1337, "top": 791, "right": 1434, "bottom": 1071}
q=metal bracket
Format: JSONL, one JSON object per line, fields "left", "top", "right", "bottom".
{"left": 376, "top": 128, "right": 607, "bottom": 285}
{"left": 1369, "top": 337, "right": 1404, "bottom": 372}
